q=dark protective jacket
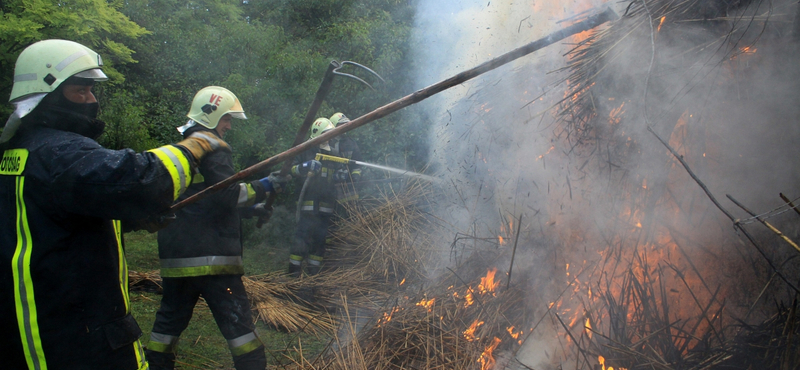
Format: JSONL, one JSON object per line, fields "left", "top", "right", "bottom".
{"left": 156, "top": 126, "right": 267, "bottom": 278}
{"left": 292, "top": 135, "right": 361, "bottom": 215}
{"left": 0, "top": 125, "right": 194, "bottom": 370}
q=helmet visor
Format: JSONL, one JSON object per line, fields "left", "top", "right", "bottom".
{"left": 229, "top": 111, "right": 247, "bottom": 120}
{"left": 73, "top": 68, "right": 108, "bottom": 81}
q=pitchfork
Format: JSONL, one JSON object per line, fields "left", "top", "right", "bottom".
{"left": 255, "top": 60, "right": 384, "bottom": 227}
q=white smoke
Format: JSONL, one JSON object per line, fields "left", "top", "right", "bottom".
{"left": 411, "top": 0, "right": 800, "bottom": 368}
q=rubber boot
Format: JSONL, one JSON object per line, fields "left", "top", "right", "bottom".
{"left": 232, "top": 346, "right": 266, "bottom": 370}
{"left": 145, "top": 349, "right": 176, "bottom": 370}
{"left": 306, "top": 255, "right": 323, "bottom": 276}
{"left": 305, "top": 263, "right": 321, "bottom": 276}
{"left": 288, "top": 262, "right": 302, "bottom": 279}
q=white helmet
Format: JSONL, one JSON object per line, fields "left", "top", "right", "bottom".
{"left": 329, "top": 112, "right": 350, "bottom": 126}
{"left": 9, "top": 39, "right": 107, "bottom": 103}
{"left": 309, "top": 117, "right": 334, "bottom": 139}
{"left": 2, "top": 39, "right": 108, "bottom": 143}
{"left": 185, "top": 86, "right": 246, "bottom": 130}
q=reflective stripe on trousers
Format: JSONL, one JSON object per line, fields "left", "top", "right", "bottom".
{"left": 147, "top": 332, "right": 180, "bottom": 353}
{"left": 228, "top": 332, "right": 263, "bottom": 357}
{"left": 159, "top": 256, "right": 244, "bottom": 278}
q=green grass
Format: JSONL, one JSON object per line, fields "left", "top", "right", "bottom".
{"left": 125, "top": 205, "right": 328, "bottom": 369}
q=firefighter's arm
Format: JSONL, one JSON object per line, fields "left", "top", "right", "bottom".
{"left": 146, "top": 131, "right": 232, "bottom": 202}
{"left": 291, "top": 160, "right": 322, "bottom": 177}
{"left": 49, "top": 136, "right": 194, "bottom": 220}
{"left": 235, "top": 173, "right": 291, "bottom": 208}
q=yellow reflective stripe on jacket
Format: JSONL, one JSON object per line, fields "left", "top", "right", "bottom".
{"left": 134, "top": 339, "right": 148, "bottom": 370}
{"left": 112, "top": 221, "right": 144, "bottom": 370}
{"left": 148, "top": 145, "right": 192, "bottom": 200}
{"left": 11, "top": 175, "right": 48, "bottom": 370}
{"left": 236, "top": 183, "right": 257, "bottom": 207}
{"left": 113, "top": 220, "right": 130, "bottom": 314}
{"left": 159, "top": 256, "right": 244, "bottom": 278}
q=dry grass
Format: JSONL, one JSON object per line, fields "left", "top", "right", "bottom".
{"left": 132, "top": 174, "right": 800, "bottom": 370}
{"left": 327, "top": 179, "right": 439, "bottom": 284}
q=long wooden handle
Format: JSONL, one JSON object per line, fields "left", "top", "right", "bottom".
{"left": 170, "top": 7, "right": 618, "bottom": 213}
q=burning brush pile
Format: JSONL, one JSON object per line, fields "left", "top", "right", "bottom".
{"left": 538, "top": 0, "right": 800, "bottom": 368}
{"left": 280, "top": 180, "right": 539, "bottom": 369}
{"left": 131, "top": 0, "right": 800, "bottom": 368}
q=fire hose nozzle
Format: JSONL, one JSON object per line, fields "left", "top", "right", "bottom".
{"left": 315, "top": 153, "right": 354, "bottom": 165}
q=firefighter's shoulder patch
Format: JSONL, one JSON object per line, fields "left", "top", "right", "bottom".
{"left": 0, "top": 149, "right": 28, "bottom": 175}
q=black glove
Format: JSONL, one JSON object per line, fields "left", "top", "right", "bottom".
{"left": 130, "top": 213, "right": 176, "bottom": 233}
{"left": 240, "top": 203, "right": 272, "bottom": 219}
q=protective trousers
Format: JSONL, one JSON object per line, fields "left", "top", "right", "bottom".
{"left": 290, "top": 212, "right": 333, "bottom": 276}
{"left": 145, "top": 275, "right": 265, "bottom": 370}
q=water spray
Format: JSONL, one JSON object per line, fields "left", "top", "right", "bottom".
{"left": 314, "top": 153, "right": 440, "bottom": 183}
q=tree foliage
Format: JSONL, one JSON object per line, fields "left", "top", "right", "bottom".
{"left": 0, "top": 0, "right": 149, "bottom": 116}
{"left": 1, "top": 0, "right": 426, "bottom": 180}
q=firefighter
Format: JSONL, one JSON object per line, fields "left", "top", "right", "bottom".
{"left": 145, "top": 86, "right": 287, "bottom": 370}
{"left": 0, "top": 39, "right": 227, "bottom": 370}
{"left": 288, "top": 117, "right": 361, "bottom": 278}
{"left": 328, "top": 112, "right": 363, "bottom": 212}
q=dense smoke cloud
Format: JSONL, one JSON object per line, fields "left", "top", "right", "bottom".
{"left": 411, "top": 0, "right": 800, "bottom": 368}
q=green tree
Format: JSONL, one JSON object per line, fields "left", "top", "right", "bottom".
{"left": 0, "top": 0, "right": 149, "bottom": 117}
{"left": 115, "top": 0, "right": 424, "bottom": 173}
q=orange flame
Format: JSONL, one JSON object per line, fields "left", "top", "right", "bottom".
{"left": 598, "top": 355, "right": 628, "bottom": 370}
{"left": 376, "top": 307, "right": 402, "bottom": 327}
{"left": 464, "top": 319, "right": 484, "bottom": 341}
{"left": 416, "top": 297, "right": 435, "bottom": 312}
{"left": 536, "top": 145, "right": 556, "bottom": 160}
{"left": 740, "top": 46, "right": 757, "bottom": 54}
{"left": 479, "top": 337, "right": 502, "bottom": 370}
{"left": 464, "top": 291, "right": 475, "bottom": 307}
{"left": 478, "top": 268, "right": 499, "bottom": 294}
{"left": 585, "top": 318, "right": 592, "bottom": 339}
{"left": 506, "top": 326, "right": 523, "bottom": 344}
{"left": 498, "top": 236, "right": 505, "bottom": 245}
{"left": 609, "top": 102, "right": 625, "bottom": 125}
{"left": 657, "top": 16, "right": 666, "bottom": 32}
